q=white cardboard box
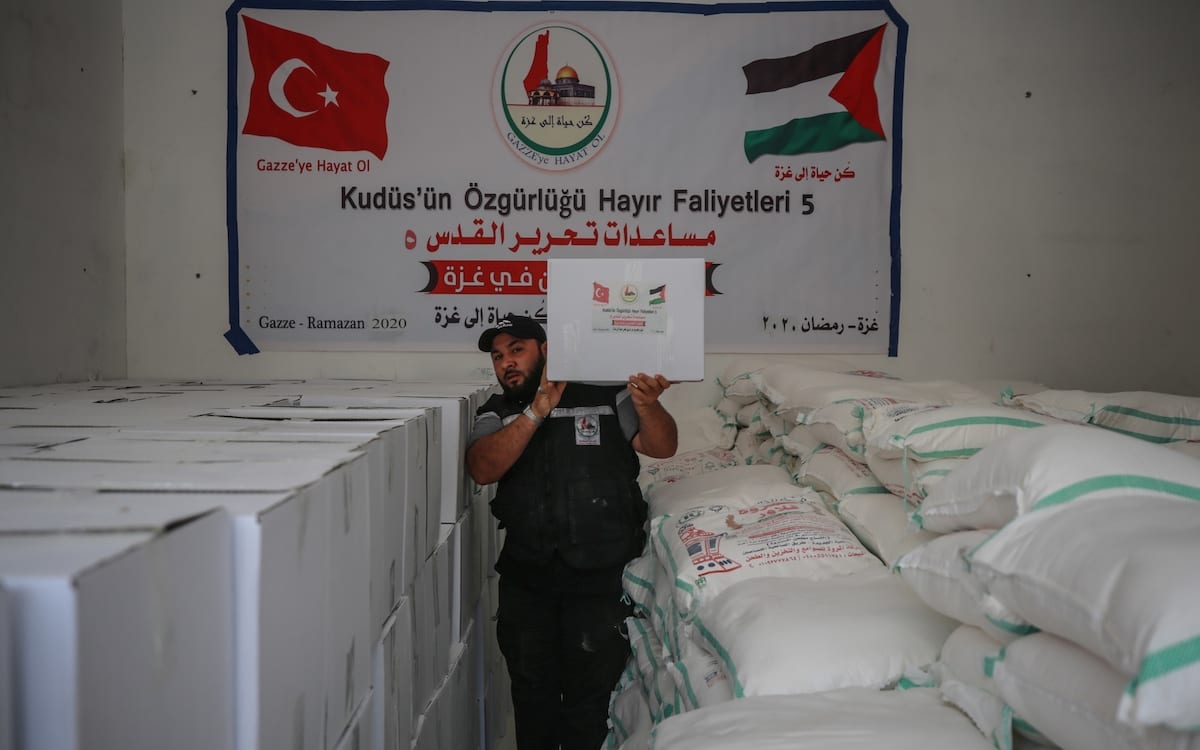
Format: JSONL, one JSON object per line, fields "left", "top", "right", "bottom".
{"left": 0, "top": 426, "right": 115, "bottom": 447}
{"left": 333, "top": 687, "right": 374, "bottom": 750}
{"left": 0, "top": 456, "right": 361, "bottom": 750}
{"left": 161, "top": 410, "right": 432, "bottom": 613}
{"left": 372, "top": 597, "right": 414, "bottom": 750}
{"left": 121, "top": 417, "right": 429, "bottom": 629}
{"left": 433, "top": 524, "right": 454, "bottom": 690}
{"left": 412, "top": 554, "right": 438, "bottom": 717}
{"left": 452, "top": 507, "right": 483, "bottom": 645}
{"left": 447, "top": 619, "right": 482, "bottom": 750}
{"left": 224, "top": 487, "right": 331, "bottom": 750}
{"left": 547, "top": 258, "right": 705, "bottom": 382}
{"left": 0, "top": 454, "right": 363, "bottom": 492}
{"left": 0, "top": 509, "right": 233, "bottom": 750}
{"left": 0, "top": 584, "right": 10, "bottom": 750}
{"left": 211, "top": 405, "right": 444, "bottom": 564}
{"left": 285, "top": 394, "right": 470, "bottom": 527}
{"left": 324, "top": 456, "right": 373, "bottom": 749}
{"left": 413, "top": 709, "right": 437, "bottom": 750}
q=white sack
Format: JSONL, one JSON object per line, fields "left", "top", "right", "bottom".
{"left": 716, "top": 357, "right": 777, "bottom": 405}
{"left": 992, "top": 633, "right": 1200, "bottom": 750}
{"left": 892, "top": 530, "right": 1003, "bottom": 637}
{"left": 672, "top": 407, "right": 736, "bottom": 452}
{"left": 939, "top": 624, "right": 1006, "bottom": 695}
{"left": 626, "top": 616, "right": 682, "bottom": 723}
{"left": 751, "top": 437, "right": 793, "bottom": 469}
{"left": 753, "top": 364, "right": 987, "bottom": 413}
{"left": 865, "top": 404, "right": 1057, "bottom": 462}
{"left": 1006, "top": 388, "right": 1200, "bottom": 444}
{"left": 778, "top": 424, "right": 823, "bottom": 462}
{"left": 623, "top": 551, "right": 659, "bottom": 619}
{"left": 732, "top": 427, "right": 766, "bottom": 462}
{"left": 644, "top": 463, "right": 795, "bottom": 519}
{"left": 607, "top": 666, "right": 652, "bottom": 750}
{"left": 804, "top": 396, "right": 916, "bottom": 462}
{"left": 866, "top": 452, "right": 967, "bottom": 508}
{"left": 650, "top": 492, "right": 877, "bottom": 620}
{"left": 1168, "top": 441, "right": 1200, "bottom": 460}
{"left": 692, "top": 568, "right": 954, "bottom": 698}
{"left": 667, "top": 634, "right": 733, "bottom": 711}
{"left": 832, "top": 492, "right": 937, "bottom": 568}
{"left": 799, "top": 444, "right": 890, "bottom": 499}
{"left": 969, "top": 493, "right": 1200, "bottom": 731}
{"left": 918, "top": 423, "right": 1200, "bottom": 532}
{"left": 638, "top": 447, "right": 742, "bottom": 497}
{"left": 649, "top": 687, "right": 995, "bottom": 750}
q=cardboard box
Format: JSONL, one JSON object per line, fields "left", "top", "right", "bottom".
{"left": 433, "top": 525, "right": 454, "bottom": 689}
{"left": 0, "top": 455, "right": 363, "bottom": 750}
{"left": 0, "top": 426, "right": 116, "bottom": 447}
{"left": 0, "top": 507, "right": 233, "bottom": 750}
{"left": 372, "top": 598, "right": 414, "bottom": 750}
{"left": 211, "top": 405, "right": 444, "bottom": 565}
{"left": 0, "top": 585, "right": 10, "bottom": 750}
{"left": 333, "top": 687, "right": 374, "bottom": 750}
{"left": 546, "top": 258, "right": 705, "bottom": 382}
{"left": 412, "top": 555, "right": 438, "bottom": 717}
{"left": 285, "top": 394, "right": 470, "bottom": 528}
{"left": 0, "top": 454, "right": 362, "bottom": 492}
{"left": 444, "top": 626, "right": 480, "bottom": 750}
{"left": 324, "top": 457, "right": 373, "bottom": 749}
{"left": 225, "top": 487, "right": 330, "bottom": 750}
{"left": 156, "top": 410, "right": 432, "bottom": 617}
{"left": 452, "top": 507, "right": 483, "bottom": 645}
{"left": 264, "top": 382, "right": 497, "bottom": 529}
{"left": 412, "top": 709, "right": 437, "bottom": 750}
{"left": 486, "top": 665, "right": 513, "bottom": 750}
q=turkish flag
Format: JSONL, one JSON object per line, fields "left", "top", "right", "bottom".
{"left": 241, "top": 16, "right": 389, "bottom": 159}
{"left": 593, "top": 282, "right": 610, "bottom": 304}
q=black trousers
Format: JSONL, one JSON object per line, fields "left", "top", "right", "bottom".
{"left": 496, "top": 575, "right": 632, "bottom": 750}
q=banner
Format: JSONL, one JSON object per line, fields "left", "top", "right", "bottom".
{"left": 226, "top": 1, "right": 907, "bottom": 354}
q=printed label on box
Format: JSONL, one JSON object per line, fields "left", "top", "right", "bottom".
{"left": 591, "top": 280, "right": 667, "bottom": 333}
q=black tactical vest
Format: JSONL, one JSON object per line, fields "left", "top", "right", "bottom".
{"left": 488, "top": 383, "right": 647, "bottom": 570}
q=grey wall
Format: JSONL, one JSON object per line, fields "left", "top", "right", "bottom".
{"left": 6, "top": 0, "right": 1200, "bottom": 406}
{"left": 1, "top": 0, "right": 126, "bottom": 387}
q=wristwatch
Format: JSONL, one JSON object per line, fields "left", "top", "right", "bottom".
{"left": 522, "top": 405, "right": 544, "bottom": 426}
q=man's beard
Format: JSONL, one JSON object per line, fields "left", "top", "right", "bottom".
{"left": 500, "top": 352, "right": 545, "bottom": 404}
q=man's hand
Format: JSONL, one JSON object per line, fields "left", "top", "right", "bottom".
{"left": 626, "top": 372, "right": 671, "bottom": 405}
{"left": 529, "top": 341, "right": 566, "bottom": 419}
{"left": 627, "top": 372, "right": 677, "bottom": 459}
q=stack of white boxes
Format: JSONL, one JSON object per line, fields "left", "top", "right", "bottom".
{"left": 0, "top": 583, "right": 10, "bottom": 750}
{"left": 0, "top": 379, "right": 510, "bottom": 750}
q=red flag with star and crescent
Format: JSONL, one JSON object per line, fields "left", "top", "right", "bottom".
{"left": 593, "top": 282, "right": 610, "bottom": 304}
{"left": 241, "top": 16, "right": 390, "bottom": 159}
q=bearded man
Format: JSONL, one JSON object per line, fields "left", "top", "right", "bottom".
{"left": 466, "top": 314, "right": 677, "bottom": 750}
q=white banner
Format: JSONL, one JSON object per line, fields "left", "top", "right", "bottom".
{"left": 225, "top": 1, "right": 907, "bottom": 354}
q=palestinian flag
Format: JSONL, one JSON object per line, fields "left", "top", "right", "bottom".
{"left": 649, "top": 284, "right": 665, "bottom": 305}
{"left": 742, "top": 25, "right": 887, "bottom": 163}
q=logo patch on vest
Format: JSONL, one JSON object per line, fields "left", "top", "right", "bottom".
{"left": 575, "top": 414, "right": 601, "bottom": 446}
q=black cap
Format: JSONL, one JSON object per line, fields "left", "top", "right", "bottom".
{"left": 477, "top": 315, "right": 547, "bottom": 352}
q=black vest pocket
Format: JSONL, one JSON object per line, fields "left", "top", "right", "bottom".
{"left": 491, "top": 486, "right": 551, "bottom": 563}
{"left": 559, "top": 477, "right": 638, "bottom": 570}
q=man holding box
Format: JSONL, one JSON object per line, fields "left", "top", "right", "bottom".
{"left": 467, "top": 314, "right": 677, "bottom": 750}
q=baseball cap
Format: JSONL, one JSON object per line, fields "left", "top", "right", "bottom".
{"left": 477, "top": 314, "right": 547, "bottom": 352}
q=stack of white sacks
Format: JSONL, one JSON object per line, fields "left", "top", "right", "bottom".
{"left": 0, "top": 379, "right": 511, "bottom": 750}
{"left": 608, "top": 360, "right": 1200, "bottom": 750}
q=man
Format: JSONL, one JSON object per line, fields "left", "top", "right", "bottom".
{"left": 466, "top": 314, "right": 677, "bottom": 750}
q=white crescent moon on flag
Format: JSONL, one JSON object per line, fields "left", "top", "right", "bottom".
{"left": 268, "top": 58, "right": 317, "bottom": 118}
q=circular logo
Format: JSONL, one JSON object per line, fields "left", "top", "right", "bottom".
{"left": 620, "top": 284, "right": 638, "bottom": 303}
{"left": 577, "top": 415, "right": 598, "bottom": 438}
{"left": 493, "top": 23, "right": 618, "bottom": 171}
